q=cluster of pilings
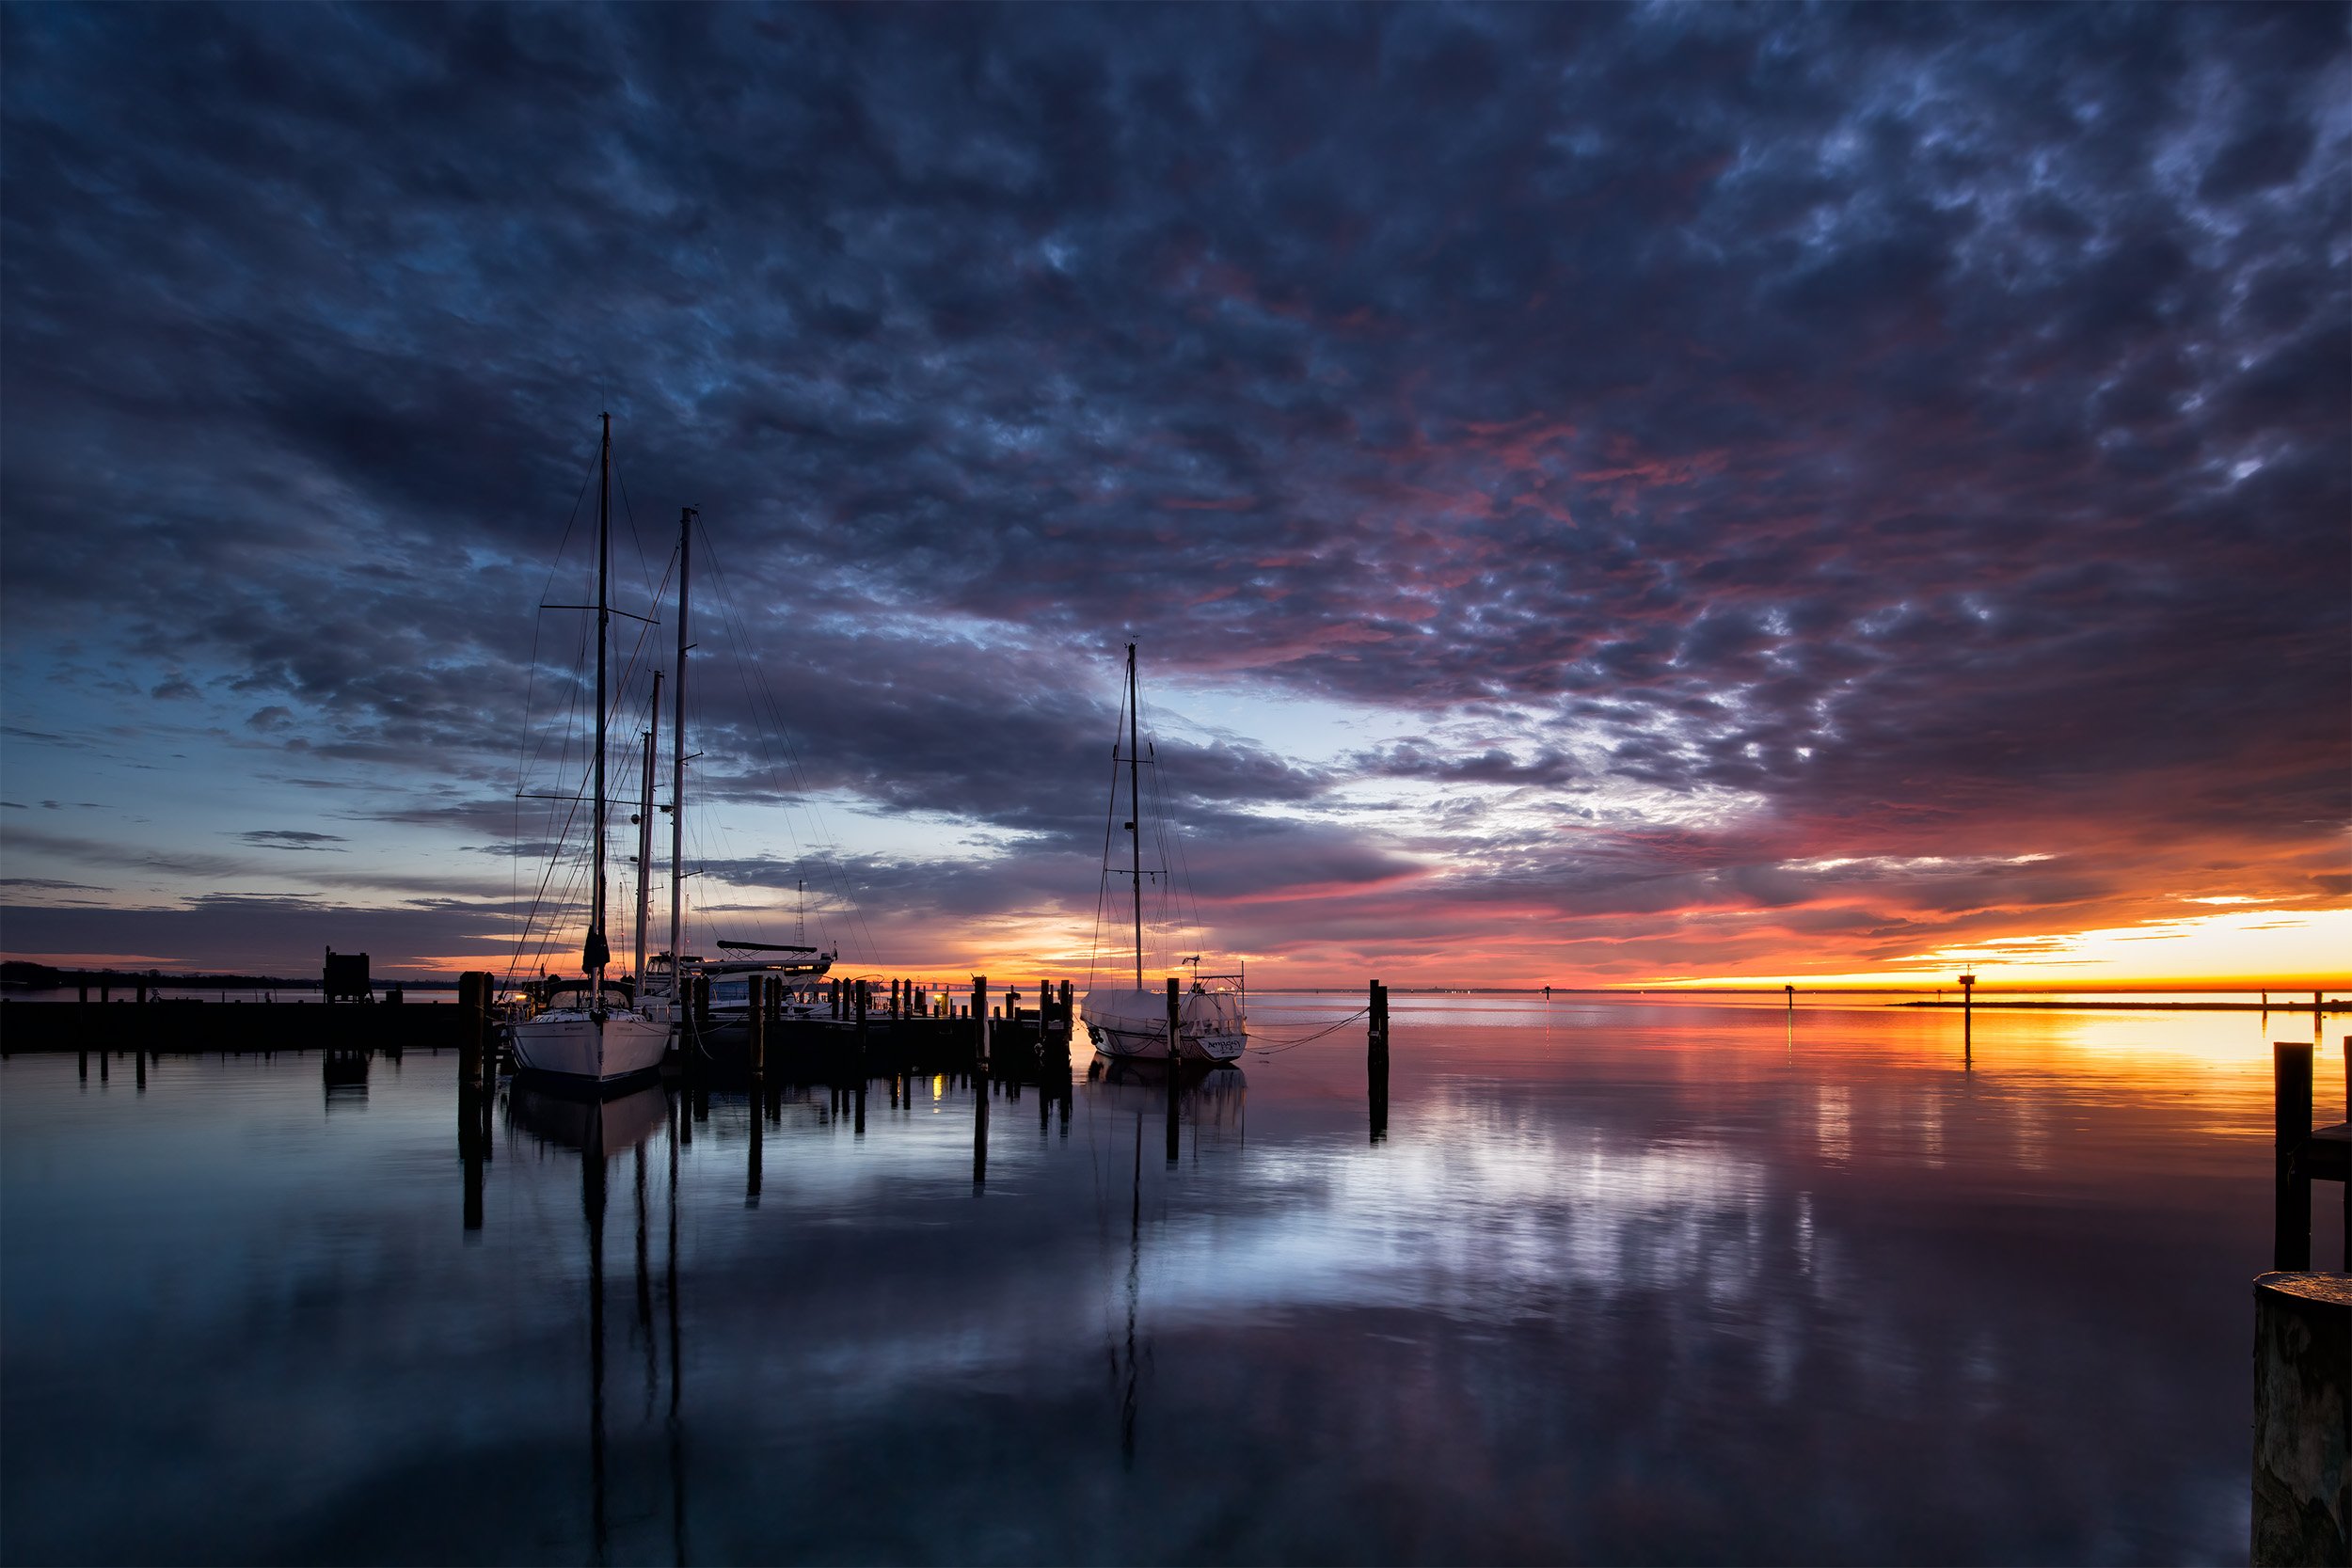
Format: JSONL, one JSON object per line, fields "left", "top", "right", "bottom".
{"left": 675, "top": 973, "right": 1080, "bottom": 1084}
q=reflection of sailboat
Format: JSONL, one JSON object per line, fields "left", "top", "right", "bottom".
{"left": 509, "top": 1078, "right": 671, "bottom": 1154}
{"left": 505, "top": 1080, "right": 678, "bottom": 1564}
{"left": 1088, "top": 1065, "right": 1245, "bottom": 1462}
{"left": 1117, "top": 1114, "right": 1143, "bottom": 1466}
{"left": 1081, "top": 644, "right": 1246, "bottom": 1063}
{"left": 1093, "top": 1058, "right": 1248, "bottom": 1128}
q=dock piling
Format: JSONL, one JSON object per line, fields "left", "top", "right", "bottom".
{"left": 2275, "top": 1040, "right": 2313, "bottom": 1272}
{"left": 1165, "top": 977, "right": 1182, "bottom": 1164}
{"left": 747, "top": 975, "right": 767, "bottom": 1079}
{"left": 2251, "top": 1272, "right": 2350, "bottom": 1565}
{"left": 972, "top": 975, "right": 989, "bottom": 1069}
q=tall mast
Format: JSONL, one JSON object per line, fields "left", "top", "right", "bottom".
{"left": 1128, "top": 642, "right": 1142, "bottom": 991}
{"left": 668, "top": 508, "right": 693, "bottom": 994}
{"left": 586, "top": 412, "right": 612, "bottom": 992}
{"left": 635, "top": 671, "right": 660, "bottom": 997}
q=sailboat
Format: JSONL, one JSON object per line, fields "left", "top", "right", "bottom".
{"left": 1080, "top": 644, "right": 1248, "bottom": 1063}
{"left": 508, "top": 414, "right": 674, "bottom": 1085}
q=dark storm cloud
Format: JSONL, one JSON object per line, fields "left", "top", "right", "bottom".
{"left": 2, "top": 3, "right": 2344, "bottom": 974}
{"left": 236, "top": 829, "right": 348, "bottom": 850}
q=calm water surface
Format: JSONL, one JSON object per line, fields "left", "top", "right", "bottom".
{"left": 4, "top": 995, "right": 2343, "bottom": 1564}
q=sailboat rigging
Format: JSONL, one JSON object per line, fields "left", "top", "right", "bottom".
{"left": 646, "top": 505, "right": 833, "bottom": 1066}
{"left": 506, "top": 414, "right": 674, "bottom": 1085}
{"left": 1080, "top": 644, "right": 1247, "bottom": 1063}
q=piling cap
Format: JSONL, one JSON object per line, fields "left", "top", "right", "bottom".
{"left": 2253, "top": 1271, "right": 2352, "bottom": 1308}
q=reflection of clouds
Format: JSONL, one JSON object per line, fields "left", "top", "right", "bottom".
{"left": 1814, "top": 1084, "right": 1851, "bottom": 1166}
{"left": 1149, "top": 1088, "right": 1788, "bottom": 1327}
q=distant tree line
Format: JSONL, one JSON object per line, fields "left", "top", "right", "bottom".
{"left": 0, "top": 960, "right": 317, "bottom": 990}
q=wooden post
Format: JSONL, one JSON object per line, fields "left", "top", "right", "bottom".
{"left": 1165, "top": 976, "right": 1183, "bottom": 1164}
{"left": 2251, "top": 1272, "right": 2350, "bottom": 1565}
{"left": 972, "top": 975, "right": 989, "bottom": 1069}
{"left": 1166, "top": 975, "right": 1183, "bottom": 1064}
{"left": 2274, "top": 1040, "right": 2312, "bottom": 1272}
{"left": 1369, "top": 979, "right": 1390, "bottom": 1144}
{"left": 457, "top": 972, "right": 487, "bottom": 1088}
{"left": 854, "top": 978, "right": 868, "bottom": 1078}
{"left": 747, "top": 975, "right": 767, "bottom": 1079}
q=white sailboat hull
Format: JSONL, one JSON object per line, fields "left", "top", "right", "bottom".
{"left": 1086, "top": 1022, "right": 1247, "bottom": 1063}
{"left": 509, "top": 1010, "right": 672, "bottom": 1083}
{"left": 1081, "top": 988, "right": 1247, "bottom": 1063}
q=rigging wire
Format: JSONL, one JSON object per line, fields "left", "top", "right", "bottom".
{"left": 1246, "top": 1006, "right": 1372, "bottom": 1056}
{"left": 690, "top": 516, "right": 882, "bottom": 966}
{"left": 504, "top": 530, "right": 677, "bottom": 989}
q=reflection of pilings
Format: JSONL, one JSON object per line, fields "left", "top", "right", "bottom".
{"left": 460, "top": 1075, "right": 485, "bottom": 1232}
{"left": 583, "top": 1104, "right": 610, "bottom": 1566}
{"left": 973, "top": 1069, "right": 990, "bottom": 1190}
{"left": 746, "top": 1092, "right": 763, "bottom": 1209}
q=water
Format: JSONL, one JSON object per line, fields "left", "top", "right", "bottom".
{"left": 4, "top": 995, "right": 2343, "bottom": 1564}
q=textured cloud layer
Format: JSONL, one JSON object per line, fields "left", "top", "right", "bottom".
{"left": 3, "top": 6, "right": 2345, "bottom": 980}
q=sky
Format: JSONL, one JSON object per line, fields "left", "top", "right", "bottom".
{"left": 2, "top": 3, "right": 2346, "bottom": 990}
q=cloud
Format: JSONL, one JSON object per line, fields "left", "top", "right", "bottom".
{"left": 235, "top": 829, "right": 348, "bottom": 851}
{"left": 0, "top": 5, "right": 2343, "bottom": 979}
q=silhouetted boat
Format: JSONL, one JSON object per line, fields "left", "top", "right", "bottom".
{"left": 1081, "top": 643, "right": 1247, "bottom": 1064}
